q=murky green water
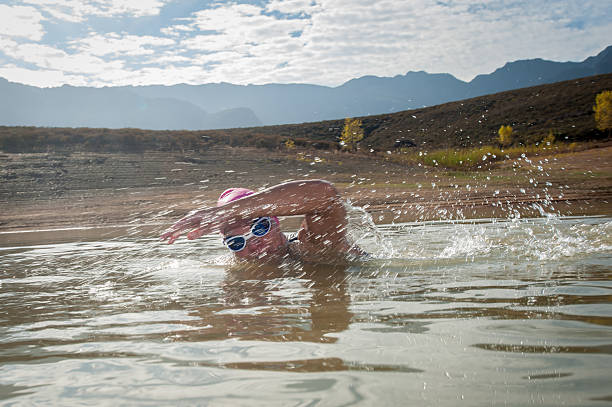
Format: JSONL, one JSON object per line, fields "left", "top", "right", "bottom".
{"left": 1, "top": 216, "right": 611, "bottom": 405}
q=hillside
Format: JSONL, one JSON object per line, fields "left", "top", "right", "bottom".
{"left": 196, "top": 73, "right": 612, "bottom": 152}
{"left": 360, "top": 72, "right": 612, "bottom": 150}
{"left": 1, "top": 73, "right": 611, "bottom": 155}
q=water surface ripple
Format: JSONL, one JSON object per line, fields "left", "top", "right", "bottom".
{"left": 1, "top": 216, "right": 611, "bottom": 405}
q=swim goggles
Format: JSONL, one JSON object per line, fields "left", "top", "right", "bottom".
{"left": 223, "top": 217, "right": 272, "bottom": 252}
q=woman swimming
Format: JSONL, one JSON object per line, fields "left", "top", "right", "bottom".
{"left": 161, "top": 179, "right": 363, "bottom": 263}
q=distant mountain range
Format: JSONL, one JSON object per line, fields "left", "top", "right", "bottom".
{"left": 1, "top": 46, "right": 610, "bottom": 130}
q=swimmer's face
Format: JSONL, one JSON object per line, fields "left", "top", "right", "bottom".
{"left": 222, "top": 218, "right": 287, "bottom": 261}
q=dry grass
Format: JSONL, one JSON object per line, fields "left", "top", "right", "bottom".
{"left": 389, "top": 141, "right": 584, "bottom": 170}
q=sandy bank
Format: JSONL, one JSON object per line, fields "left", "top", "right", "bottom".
{"left": 1, "top": 145, "right": 611, "bottom": 237}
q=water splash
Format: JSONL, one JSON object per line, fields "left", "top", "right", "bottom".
{"left": 344, "top": 200, "right": 396, "bottom": 259}
{"left": 367, "top": 217, "right": 612, "bottom": 266}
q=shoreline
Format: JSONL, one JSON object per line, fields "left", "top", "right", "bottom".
{"left": 1, "top": 193, "right": 610, "bottom": 248}
{"left": 2, "top": 145, "right": 611, "bottom": 240}
{"left": 2, "top": 211, "right": 610, "bottom": 248}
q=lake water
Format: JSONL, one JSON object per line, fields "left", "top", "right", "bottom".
{"left": 1, "top": 215, "right": 611, "bottom": 406}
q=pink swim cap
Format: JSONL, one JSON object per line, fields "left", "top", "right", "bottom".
{"left": 217, "top": 188, "right": 279, "bottom": 224}
{"left": 217, "top": 188, "right": 254, "bottom": 206}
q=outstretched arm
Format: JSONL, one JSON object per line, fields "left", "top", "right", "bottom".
{"left": 160, "top": 180, "right": 348, "bottom": 245}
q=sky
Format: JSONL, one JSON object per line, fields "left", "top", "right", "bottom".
{"left": 0, "top": 0, "right": 610, "bottom": 88}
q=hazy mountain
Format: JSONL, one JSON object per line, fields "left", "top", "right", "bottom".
{"left": 0, "top": 79, "right": 261, "bottom": 130}
{"left": 125, "top": 82, "right": 335, "bottom": 125}
{"left": 1, "top": 45, "right": 610, "bottom": 130}
{"left": 467, "top": 46, "right": 612, "bottom": 97}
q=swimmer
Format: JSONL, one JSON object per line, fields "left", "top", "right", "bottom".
{"left": 160, "top": 180, "right": 363, "bottom": 263}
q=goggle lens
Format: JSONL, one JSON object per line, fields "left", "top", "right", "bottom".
{"left": 225, "top": 236, "right": 246, "bottom": 251}
{"left": 223, "top": 217, "right": 272, "bottom": 252}
{"left": 252, "top": 217, "right": 271, "bottom": 236}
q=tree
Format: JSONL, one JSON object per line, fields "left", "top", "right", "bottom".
{"left": 284, "top": 139, "right": 295, "bottom": 150}
{"left": 498, "top": 125, "right": 513, "bottom": 147}
{"left": 340, "top": 118, "right": 364, "bottom": 152}
{"left": 594, "top": 90, "right": 612, "bottom": 134}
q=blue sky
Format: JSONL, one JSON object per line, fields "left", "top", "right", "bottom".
{"left": 0, "top": 0, "right": 610, "bottom": 88}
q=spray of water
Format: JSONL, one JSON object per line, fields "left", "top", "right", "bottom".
{"left": 344, "top": 200, "right": 397, "bottom": 259}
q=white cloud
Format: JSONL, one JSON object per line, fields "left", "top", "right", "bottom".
{"left": 100, "top": 0, "right": 167, "bottom": 17}
{"left": 0, "top": 5, "right": 45, "bottom": 40}
{"left": 0, "top": 0, "right": 610, "bottom": 88}
{"left": 21, "top": 0, "right": 168, "bottom": 22}
{"left": 274, "top": 0, "right": 612, "bottom": 84}
{"left": 71, "top": 33, "right": 175, "bottom": 57}
{"left": 189, "top": 3, "right": 307, "bottom": 36}
{"left": 0, "top": 65, "right": 89, "bottom": 87}
{"left": 2, "top": 41, "right": 122, "bottom": 76}
{"left": 265, "top": 0, "right": 321, "bottom": 15}
{"left": 172, "top": 2, "right": 311, "bottom": 83}
{"left": 160, "top": 24, "right": 195, "bottom": 37}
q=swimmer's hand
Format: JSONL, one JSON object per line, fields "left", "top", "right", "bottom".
{"left": 160, "top": 209, "right": 204, "bottom": 244}
{"left": 160, "top": 207, "right": 231, "bottom": 244}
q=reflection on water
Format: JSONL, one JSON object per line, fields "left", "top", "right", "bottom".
{"left": 1, "top": 216, "right": 611, "bottom": 405}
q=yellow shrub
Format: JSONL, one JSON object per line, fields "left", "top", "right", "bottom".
{"left": 594, "top": 90, "right": 612, "bottom": 132}
{"left": 498, "top": 125, "right": 513, "bottom": 146}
